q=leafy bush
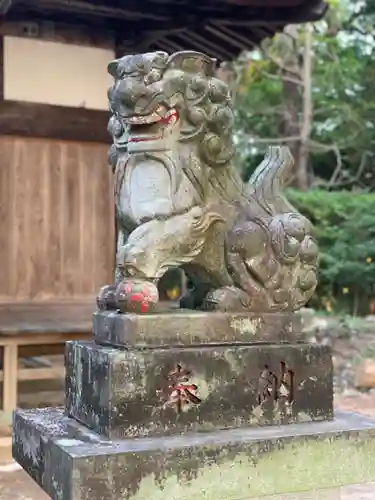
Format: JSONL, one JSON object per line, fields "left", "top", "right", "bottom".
{"left": 287, "top": 189, "right": 375, "bottom": 315}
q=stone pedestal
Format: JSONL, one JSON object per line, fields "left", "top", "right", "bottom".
{"left": 12, "top": 311, "right": 375, "bottom": 499}
{"left": 65, "top": 340, "right": 332, "bottom": 438}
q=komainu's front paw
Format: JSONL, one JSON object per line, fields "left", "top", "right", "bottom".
{"left": 96, "top": 285, "right": 117, "bottom": 311}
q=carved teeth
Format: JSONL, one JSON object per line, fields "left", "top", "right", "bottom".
{"left": 125, "top": 113, "right": 161, "bottom": 125}
{"left": 123, "top": 106, "right": 174, "bottom": 126}
{"left": 125, "top": 107, "right": 178, "bottom": 145}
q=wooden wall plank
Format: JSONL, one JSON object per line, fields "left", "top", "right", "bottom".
{"left": 95, "top": 143, "right": 115, "bottom": 286}
{"left": 0, "top": 138, "right": 12, "bottom": 290}
{"left": 13, "top": 140, "right": 29, "bottom": 298}
{"left": 28, "top": 141, "right": 45, "bottom": 298}
{"left": 62, "top": 143, "right": 81, "bottom": 295}
{"left": 0, "top": 35, "right": 3, "bottom": 100}
{"left": 0, "top": 136, "right": 114, "bottom": 303}
{"left": 79, "top": 146, "right": 95, "bottom": 294}
{"left": 48, "top": 141, "right": 63, "bottom": 296}
{"left": 0, "top": 101, "right": 110, "bottom": 143}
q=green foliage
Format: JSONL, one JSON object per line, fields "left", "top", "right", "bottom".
{"left": 233, "top": 2, "right": 375, "bottom": 313}
{"left": 288, "top": 189, "right": 375, "bottom": 314}
{"left": 310, "top": 29, "right": 375, "bottom": 184}
{"left": 234, "top": 2, "right": 375, "bottom": 188}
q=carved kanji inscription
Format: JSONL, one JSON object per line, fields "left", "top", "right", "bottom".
{"left": 257, "top": 362, "right": 294, "bottom": 405}
{"left": 164, "top": 364, "right": 202, "bottom": 413}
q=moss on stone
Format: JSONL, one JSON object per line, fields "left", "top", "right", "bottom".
{"left": 130, "top": 437, "right": 375, "bottom": 499}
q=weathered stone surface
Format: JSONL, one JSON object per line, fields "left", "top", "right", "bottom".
{"left": 13, "top": 408, "right": 375, "bottom": 500}
{"left": 65, "top": 341, "right": 333, "bottom": 438}
{"left": 92, "top": 310, "right": 303, "bottom": 347}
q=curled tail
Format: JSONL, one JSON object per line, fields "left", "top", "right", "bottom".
{"left": 242, "top": 146, "right": 318, "bottom": 311}
{"left": 246, "top": 146, "right": 297, "bottom": 216}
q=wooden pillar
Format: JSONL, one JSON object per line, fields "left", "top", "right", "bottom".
{"left": 2, "top": 344, "right": 18, "bottom": 420}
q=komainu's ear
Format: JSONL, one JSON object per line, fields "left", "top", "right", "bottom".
{"left": 108, "top": 59, "right": 120, "bottom": 78}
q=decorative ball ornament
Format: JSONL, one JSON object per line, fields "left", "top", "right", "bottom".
{"left": 115, "top": 279, "right": 159, "bottom": 314}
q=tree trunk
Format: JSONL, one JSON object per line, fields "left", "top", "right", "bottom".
{"left": 278, "top": 24, "right": 313, "bottom": 190}
{"left": 297, "top": 23, "right": 313, "bottom": 190}
{"left": 281, "top": 78, "right": 301, "bottom": 179}
{"left": 279, "top": 26, "right": 303, "bottom": 187}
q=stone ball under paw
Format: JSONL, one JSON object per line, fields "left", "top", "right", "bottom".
{"left": 116, "top": 279, "right": 159, "bottom": 314}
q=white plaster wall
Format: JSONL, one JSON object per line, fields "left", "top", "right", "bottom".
{"left": 3, "top": 36, "right": 115, "bottom": 110}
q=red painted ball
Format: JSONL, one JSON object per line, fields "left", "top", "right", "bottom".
{"left": 115, "top": 279, "right": 159, "bottom": 314}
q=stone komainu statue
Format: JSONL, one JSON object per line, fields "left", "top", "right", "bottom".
{"left": 101, "top": 50, "right": 318, "bottom": 313}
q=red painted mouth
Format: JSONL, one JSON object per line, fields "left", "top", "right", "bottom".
{"left": 128, "top": 136, "right": 160, "bottom": 143}
{"left": 127, "top": 109, "right": 179, "bottom": 143}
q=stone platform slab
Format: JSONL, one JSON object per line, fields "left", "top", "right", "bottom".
{"left": 92, "top": 310, "right": 302, "bottom": 347}
{"left": 65, "top": 341, "right": 333, "bottom": 438}
{"left": 12, "top": 408, "right": 375, "bottom": 500}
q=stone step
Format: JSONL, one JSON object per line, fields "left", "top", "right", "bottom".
{"left": 12, "top": 408, "right": 375, "bottom": 500}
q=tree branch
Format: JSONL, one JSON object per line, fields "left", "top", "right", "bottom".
{"left": 327, "top": 144, "right": 343, "bottom": 187}
{"left": 342, "top": 8, "right": 367, "bottom": 32}
{"left": 313, "top": 150, "right": 371, "bottom": 190}
{"left": 259, "top": 48, "right": 301, "bottom": 77}
{"left": 254, "top": 66, "right": 304, "bottom": 87}
{"left": 245, "top": 135, "right": 301, "bottom": 144}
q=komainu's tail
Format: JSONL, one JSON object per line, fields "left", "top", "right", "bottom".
{"left": 246, "top": 146, "right": 297, "bottom": 216}
{"left": 244, "top": 146, "right": 318, "bottom": 311}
